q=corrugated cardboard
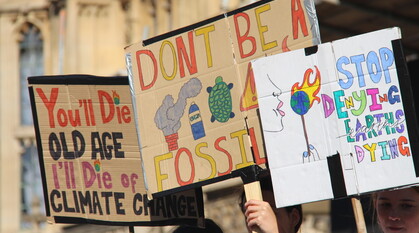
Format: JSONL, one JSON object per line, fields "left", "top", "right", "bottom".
{"left": 124, "top": 0, "right": 320, "bottom": 196}
{"left": 28, "top": 75, "right": 204, "bottom": 225}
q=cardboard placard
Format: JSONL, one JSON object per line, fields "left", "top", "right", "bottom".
{"left": 28, "top": 75, "right": 204, "bottom": 225}
{"left": 251, "top": 27, "right": 419, "bottom": 207}
{"left": 124, "top": 0, "right": 320, "bottom": 196}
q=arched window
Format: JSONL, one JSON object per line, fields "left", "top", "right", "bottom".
{"left": 18, "top": 23, "right": 45, "bottom": 229}
{"left": 19, "top": 23, "right": 43, "bottom": 125}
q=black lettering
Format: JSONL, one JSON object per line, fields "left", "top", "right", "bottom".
{"left": 62, "top": 191, "right": 75, "bottom": 212}
{"left": 91, "top": 132, "right": 104, "bottom": 159}
{"left": 72, "top": 130, "right": 85, "bottom": 158}
{"left": 133, "top": 193, "right": 143, "bottom": 215}
{"left": 102, "top": 192, "right": 113, "bottom": 215}
{"left": 178, "top": 195, "right": 186, "bottom": 216}
{"left": 49, "top": 133, "right": 61, "bottom": 160}
{"left": 50, "top": 189, "right": 62, "bottom": 212}
{"left": 113, "top": 132, "right": 124, "bottom": 158}
{"left": 114, "top": 192, "right": 125, "bottom": 215}
{"left": 102, "top": 132, "right": 112, "bottom": 160}
{"left": 72, "top": 190, "right": 80, "bottom": 213}
{"left": 155, "top": 197, "right": 166, "bottom": 217}
{"left": 144, "top": 194, "right": 152, "bottom": 216}
{"left": 186, "top": 196, "right": 196, "bottom": 217}
{"left": 92, "top": 191, "right": 103, "bottom": 215}
{"left": 164, "top": 194, "right": 178, "bottom": 218}
{"left": 60, "top": 132, "right": 75, "bottom": 159}
{"left": 78, "top": 191, "right": 92, "bottom": 214}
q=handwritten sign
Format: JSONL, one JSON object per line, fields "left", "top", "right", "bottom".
{"left": 124, "top": 0, "right": 320, "bottom": 195}
{"left": 28, "top": 75, "right": 204, "bottom": 225}
{"left": 252, "top": 27, "right": 419, "bottom": 207}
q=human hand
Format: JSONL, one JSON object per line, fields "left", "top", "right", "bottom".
{"left": 244, "top": 199, "right": 279, "bottom": 233}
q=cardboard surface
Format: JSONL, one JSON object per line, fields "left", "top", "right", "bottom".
{"left": 28, "top": 75, "right": 204, "bottom": 225}
{"left": 252, "top": 28, "right": 419, "bottom": 207}
{"left": 124, "top": 0, "right": 320, "bottom": 195}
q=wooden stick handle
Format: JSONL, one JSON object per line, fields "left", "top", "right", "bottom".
{"left": 244, "top": 181, "right": 263, "bottom": 202}
{"left": 351, "top": 197, "right": 367, "bottom": 233}
{"left": 244, "top": 181, "right": 263, "bottom": 233}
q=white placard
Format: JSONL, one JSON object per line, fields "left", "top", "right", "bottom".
{"left": 252, "top": 27, "right": 419, "bottom": 207}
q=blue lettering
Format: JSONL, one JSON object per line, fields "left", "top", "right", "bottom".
{"left": 366, "top": 51, "right": 382, "bottom": 83}
{"left": 336, "top": 56, "right": 354, "bottom": 89}
{"left": 350, "top": 54, "right": 366, "bottom": 88}
{"left": 379, "top": 47, "right": 394, "bottom": 83}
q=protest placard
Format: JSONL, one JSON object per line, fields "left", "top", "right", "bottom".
{"left": 251, "top": 27, "right": 419, "bottom": 207}
{"left": 28, "top": 75, "right": 204, "bottom": 225}
{"left": 124, "top": 0, "right": 321, "bottom": 196}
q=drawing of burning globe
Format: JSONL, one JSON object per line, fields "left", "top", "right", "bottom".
{"left": 290, "top": 90, "right": 310, "bottom": 115}
{"left": 207, "top": 76, "right": 235, "bottom": 123}
{"left": 290, "top": 66, "right": 322, "bottom": 163}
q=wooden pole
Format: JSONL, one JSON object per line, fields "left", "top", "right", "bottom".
{"left": 244, "top": 181, "right": 263, "bottom": 233}
{"left": 351, "top": 197, "right": 367, "bottom": 233}
{"left": 244, "top": 180, "right": 263, "bottom": 202}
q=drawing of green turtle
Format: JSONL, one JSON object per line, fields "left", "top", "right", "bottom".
{"left": 207, "top": 76, "right": 235, "bottom": 123}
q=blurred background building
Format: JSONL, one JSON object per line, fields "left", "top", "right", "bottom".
{"left": 0, "top": 0, "right": 418, "bottom": 233}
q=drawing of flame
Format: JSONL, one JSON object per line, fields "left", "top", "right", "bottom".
{"left": 112, "top": 90, "right": 120, "bottom": 105}
{"left": 291, "top": 66, "right": 321, "bottom": 108}
{"left": 94, "top": 159, "right": 101, "bottom": 172}
{"left": 289, "top": 66, "right": 322, "bottom": 163}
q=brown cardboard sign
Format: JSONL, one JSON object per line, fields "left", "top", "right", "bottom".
{"left": 124, "top": 0, "right": 321, "bottom": 195}
{"left": 28, "top": 75, "right": 204, "bottom": 226}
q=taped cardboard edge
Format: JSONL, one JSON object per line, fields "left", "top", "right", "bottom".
{"left": 125, "top": 52, "right": 151, "bottom": 199}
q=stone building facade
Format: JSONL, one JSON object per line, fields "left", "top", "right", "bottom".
{"left": 0, "top": 0, "right": 331, "bottom": 233}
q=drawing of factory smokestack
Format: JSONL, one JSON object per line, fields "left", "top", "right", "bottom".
{"left": 154, "top": 78, "right": 202, "bottom": 151}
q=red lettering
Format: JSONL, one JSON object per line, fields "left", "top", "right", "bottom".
{"left": 176, "top": 31, "right": 197, "bottom": 78}
{"left": 36, "top": 88, "right": 59, "bottom": 128}
{"left": 234, "top": 12, "right": 256, "bottom": 58}
{"left": 88, "top": 99, "right": 96, "bottom": 126}
{"left": 175, "top": 148, "right": 195, "bottom": 186}
{"left": 240, "top": 63, "right": 258, "bottom": 111}
{"left": 214, "top": 137, "right": 233, "bottom": 176}
{"left": 136, "top": 50, "right": 157, "bottom": 91}
{"left": 291, "top": 0, "right": 308, "bottom": 39}
{"left": 398, "top": 136, "right": 410, "bottom": 156}
{"left": 82, "top": 161, "right": 96, "bottom": 188}
{"left": 249, "top": 127, "right": 265, "bottom": 165}
{"left": 57, "top": 109, "right": 68, "bottom": 127}
{"left": 120, "top": 106, "right": 131, "bottom": 123}
{"left": 282, "top": 36, "right": 290, "bottom": 52}
{"left": 52, "top": 164, "right": 60, "bottom": 189}
{"left": 98, "top": 90, "right": 114, "bottom": 124}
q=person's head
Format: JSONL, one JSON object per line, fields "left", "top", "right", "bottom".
{"left": 240, "top": 176, "right": 302, "bottom": 233}
{"left": 372, "top": 186, "right": 419, "bottom": 233}
{"left": 173, "top": 219, "right": 223, "bottom": 233}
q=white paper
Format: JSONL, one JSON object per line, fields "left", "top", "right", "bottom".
{"left": 252, "top": 27, "right": 419, "bottom": 207}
